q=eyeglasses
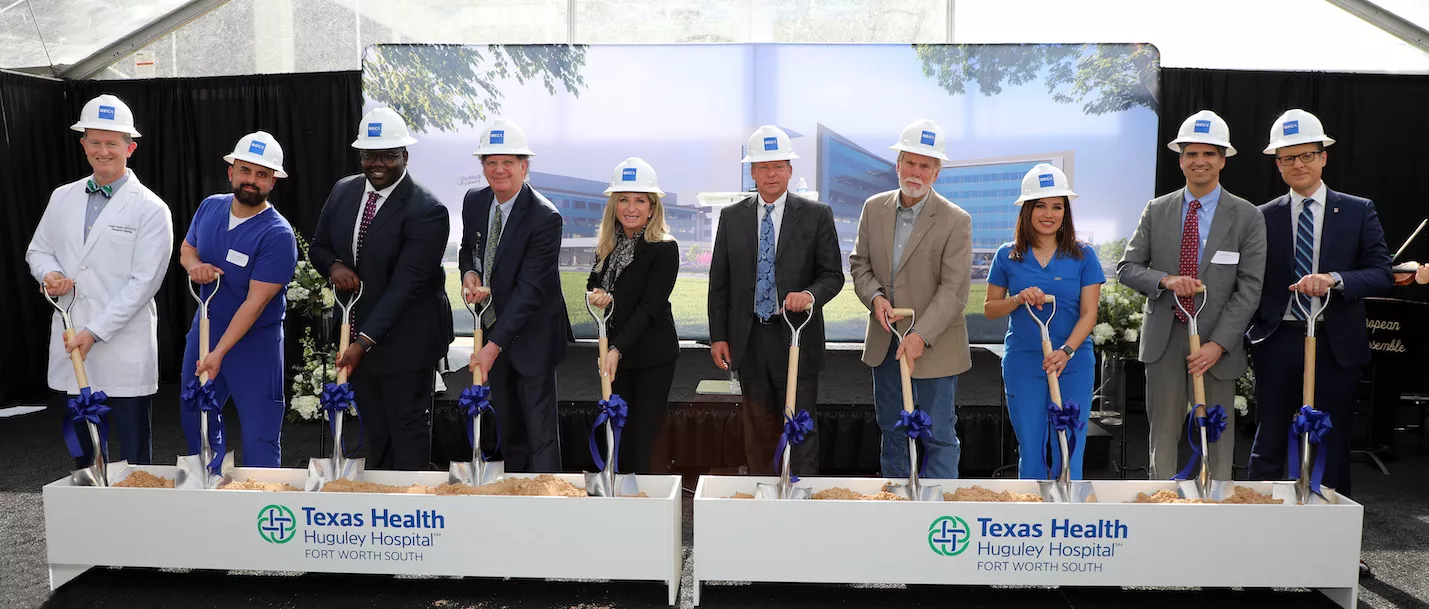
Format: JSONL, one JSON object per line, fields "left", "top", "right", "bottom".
{"left": 359, "top": 150, "right": 402, "bottom": 163}
{"left": 1275, "top": 150, "right": 1323, "bottom": 166}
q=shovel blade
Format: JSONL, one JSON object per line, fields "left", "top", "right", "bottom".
{"left": 1176, "top": 479, "right": 1238, "bottom": 502}
{"left": 584, "top": 470, "right": 642, "bottom": 497}
{"left": 754, "top": 481, "right": 810, "bottom": 500}
{"left": 1289, "top": 483, "right": 1338, "bottom": 505}
{"left": 175, "top": 452, "right": 237, "bottom": 489}
{"left": 1039, "top": 480, "right": 1096, "bottom": 503}
{"left": 306, "top": 457, "right": 365, "bottom": 492}
{"left": 448, "top": 459, "right": 506, "bottom": 487}
{"left": 887, "top": 482, "right": 944, "bottom": 502}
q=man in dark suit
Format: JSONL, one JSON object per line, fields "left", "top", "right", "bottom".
{"left": 459, "top": 118, "right": 570, "bottom": 473}
{"left": 708, "top": 125, "right": 844, "bottom": 477}
{"left": 1247, "top": 109, "right": 1391, "bottom": 497}
{"left": 309, "top": 107, "right": 453, "bottom": 471}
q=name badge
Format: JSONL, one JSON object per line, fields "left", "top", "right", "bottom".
{"left": 226, "top": 249, "right": 251, "bottom": 267}
{"left": 1210, "top": 250, "right": 1240, "bottom": 265}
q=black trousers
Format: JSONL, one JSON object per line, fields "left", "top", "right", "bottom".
{"left": 352, "top": 368, "right": 434, "bottom": 471}
{"left": 74, "top": 394, "right": 153, "bottom": 468}
{"left": 1247, "top": 322, "right": 1360, "bottom": 496}
{"left": 488, "top": 357, "right": 561, "bottom": 472}
{"left": 598, "top": 360, "right": 676, "bottom": 474}
{"left": 738, "top": 322, "right": 819, "bottom": 477}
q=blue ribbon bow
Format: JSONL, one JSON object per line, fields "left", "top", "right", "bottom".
{"left": 457, "top": 384, "right": 502, "bottom": 462}
{"left": 1286, "top": 405, "right": 1333, "bottom": 496}
{"left": 321, "top": 382, "right": 365, "bottom": 458}
{"left": 1044, "top": 401, "right": 1085, "bottom": 478}
{"left": 894, "top": 408, "right": 935, "bottom": 477}
{"left": 181, "top": 378, "right": 227, "bottom": 474}
{"left": 772, "top": 410, "right": 815, "bottom": 483}
{"left": 61, "top": 387, "right": 110, "bottom": 460}
{"left": 1172, "top": 404, "right": 1229, "bottom": 481}
{"left": 590, "top": 394, "right": 628, "bottom": 472}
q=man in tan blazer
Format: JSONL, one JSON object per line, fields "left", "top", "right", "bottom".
{"left": 849, "top": 119, "right": 973, "bottom": 478}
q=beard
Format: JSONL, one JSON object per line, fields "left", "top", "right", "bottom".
{"left": 900, "top": 180, "right": 931, "bottom": 200}
{"left": 233, "top": 184, "right": 266, "bottom": 207}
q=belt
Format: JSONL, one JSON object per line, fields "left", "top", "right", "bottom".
{"left": 752, "top": 313, "right": 783, "bottom": 326}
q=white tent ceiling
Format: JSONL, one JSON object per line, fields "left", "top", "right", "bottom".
{"left": 2, "top": 0, "right": 1427, "bottom": 79}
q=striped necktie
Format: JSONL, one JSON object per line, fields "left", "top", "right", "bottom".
{"left": 1291, "top": 199, "right": 1315, "bottom": 320}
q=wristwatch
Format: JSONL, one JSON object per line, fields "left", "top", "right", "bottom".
{"left": 1059, "top": 344, "right": 1075, "bottom": 357}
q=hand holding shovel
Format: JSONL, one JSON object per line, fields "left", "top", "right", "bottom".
{"left": 755, "top": 299, "right": 817, "bottom": 501}
{"left": 176, "top": 277, "right": 235, "bottom": 489}
{"left": 884, "top": 307, "right": 942, "bottom": 502}
{"left": 448, "top": 287, "right": 505, "bottom": 486}
{"left": 1171, "top": 286, "right": 1234, "bottom": 502}
{"left": 45, "top": 285, "right": 127, "bottom": 487}
{"left": 305, "top": 283, "right": 367, "bottom": 491}
{"left": 584, "top": 292, "right": 638, "bottom": 497}
{"left": 1024, "top": 295, "right": 1095, "bottom": 503}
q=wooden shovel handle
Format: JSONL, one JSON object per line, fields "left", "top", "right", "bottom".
{"left": 1188, "top": 331, "right": 1206, "bottom": 417}
{"left": 198, "top": 318, "right": 211, "bottom": 384}
{"left": 64, "top": 328, "right": 89, "bottom": 388}
{"left": 599, "top": 336, "right": 612, "bottom": 401}
{"left": 336, "top": 322, "right": 351, "bottom": 385}
{"left": 889, "top": 308, "right": 915, "bottom": 317}
{"left": 1040, "top": 338, "right": 1063, "bottom": 407}
{"left": 1303, "top": 336, "right": 1315, "bottom": 408}
{"left": 470, "top": 323, "right": 485, "bottom": 385}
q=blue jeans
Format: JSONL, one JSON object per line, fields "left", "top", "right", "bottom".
{"left": 872, "top": 340, "right": 960, "bottom": 478}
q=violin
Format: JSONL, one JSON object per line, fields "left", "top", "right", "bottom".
{"left": 1393, "top": 261, "right": 1428, "bottom": 286}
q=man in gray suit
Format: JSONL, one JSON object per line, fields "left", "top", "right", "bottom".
{"left": 1118, "top": 110, "right": 1266, "bottom": 480}
{"left": 708, "top": 125, "right": 845, "bottom": 477}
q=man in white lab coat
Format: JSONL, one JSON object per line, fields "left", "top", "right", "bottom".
{"left": 26, "top": 94, "right": 174, "bottom": 467}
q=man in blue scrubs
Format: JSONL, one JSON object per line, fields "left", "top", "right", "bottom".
{"left": 178, "top": 131, "right": 298, "bottom": 467}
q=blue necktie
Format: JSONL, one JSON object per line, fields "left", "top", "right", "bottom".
{"left": 755, "top": 204, "right": 777, "bottom": 321}
{"left": 1292, "top": 199, "right": 1315, "bottom": 320}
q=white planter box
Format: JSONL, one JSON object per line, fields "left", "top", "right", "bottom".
{"left": 694, "top": 476, "right": 1361, "bottom": 607}
{"left": 44, "top": 466, "right": 683, "bottom": 605}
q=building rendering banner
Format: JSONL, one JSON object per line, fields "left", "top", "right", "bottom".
{"left": 362, "top": 43, "right": 1160, "bottom": 341}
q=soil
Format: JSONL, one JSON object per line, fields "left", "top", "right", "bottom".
{"left": 218, "top": 479, "right": 301, "bottom": 492}
{"left": 944, "top": 485, "right": 1044, "bottom": 502}
{"left": 320, "top": 479, "right": 433, "bottom": 494}
{"left": 812, "top": 487, "right": 907, "bottom": 501}
{"left": 1131, "top": 486, "right": 1284, "bottom": 504}
{"left": 466, "top": 475, "right": 587, "bottom": 497}
{"left": 728, "top": 492, "right": 754, "bottom": 499}
{"left": 113, "top": 470, "right": 174, "bottom": 488}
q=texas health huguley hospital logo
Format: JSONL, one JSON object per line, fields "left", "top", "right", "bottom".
{"left": 258, "top": 504, "right": 297, "bottom": 544}
{"left": 928, "top": 516, "right": 972, "bottom": 556}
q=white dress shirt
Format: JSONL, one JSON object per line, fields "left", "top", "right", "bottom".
{"left": 351, "top": 171, "right": 407, "bottom": 261}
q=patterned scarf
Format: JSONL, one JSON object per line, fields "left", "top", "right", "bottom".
{"left": 597, "top": 228, "right": 644, "bottom": 293}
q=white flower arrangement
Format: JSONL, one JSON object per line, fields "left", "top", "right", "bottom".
{"left": 1091, "top": 322, "right": 1115, "bottom": 345}
{"left": 1122, "top": 328, "right": 1138, "bottom": 343}
{"left": 1234, "top": 395, "right": 1249, "bottom": 416}
{"left": 1096, "top": 282, "right": 1147, "bottom": 359}
{"left": 285, "top": 232, "right": 335, "bottom": 320}
{"left": 286, "top": 326, "right": 337, "bottom": 422}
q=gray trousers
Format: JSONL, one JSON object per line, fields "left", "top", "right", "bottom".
{"left": 1145, "top": 321, "right": 1238, "bottom": 481}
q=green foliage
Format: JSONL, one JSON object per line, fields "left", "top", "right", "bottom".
{"left": 363, "top": 44, "right": 589, "bottom": 133}
{"left": 913, "top": 43, "right": 1159, "bottom": 115}
{"left": 1096, "top": 237, "right": 1129, "bottom": 266}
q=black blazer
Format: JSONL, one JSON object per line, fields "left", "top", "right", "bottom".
{"left": 458, "top": 183, "right": 571, "bottom": 376}
{"left": 1248, "top": 188, "right": 1391, "bottom": 368}
{"left": 586, "top": 238, "right": 680, "bottom": 369}
{"left": 707, "top": 192, "right": 844, "bottom": 370}
{"left": 309, "top": 173, "right": 454, "bottom": 374}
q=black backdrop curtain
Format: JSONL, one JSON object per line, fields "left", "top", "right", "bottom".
{"left": 4, "top": 65, "right": 1429, "bottom": 403}
{"left": 0, "top": 70, "right": 360, "bottom": 402}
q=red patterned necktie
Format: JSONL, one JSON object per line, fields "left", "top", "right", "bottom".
{"left": 1175, "top": 199, "right": 1201, "bottom": 323}
{"left": 356, "top": 191, "right": 380, "bottom": 263}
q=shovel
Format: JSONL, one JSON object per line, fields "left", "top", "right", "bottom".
{"left": 584, "top": 292, "right": 639, "bottom": 498}
{"left": 883, "top": 307, "right": 942, "bottom": 502}
{"left": 1023, "top": 295, "right": 1095, "bottom": 503}
{"left": 45, "top": 285, "right": 127, "bottom": 487}
{"left": 1170, "top": 286, "right": 1235, "bottom": 502}
{"left": 1284, "top": 288, "right": 1338, "bottom": 505}
{"left": 176, "top": 277, "right": 236, "bottom": 489}
{"left": 305, "top": 283, "right": 367, "bottom": 491}
{"left": 755, "top": 299, "right": 817, "bottom": 501}
{"left": 448, "top": 287, "right": 505, "bottom": 487}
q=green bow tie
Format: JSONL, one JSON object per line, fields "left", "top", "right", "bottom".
{"left": 85, "top": 179, "right": 114, "bottom": 199}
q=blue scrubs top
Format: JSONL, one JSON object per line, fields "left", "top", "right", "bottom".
{"left": 185, "top": 194, "right": 298, "bottom": 335}
{"left": 988, "top": 242, "right": 1106, "bottom": 375}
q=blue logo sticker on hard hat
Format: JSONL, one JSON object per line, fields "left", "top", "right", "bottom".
{"left": 490, "top": 130, "right": 505, "bottom": 145}
{"left": 920, "top": 130, "right": 936, "bottom": 146}
{"left": 98, "top": 106, "right": 116, "bottom": 120}
{"left": 1283, "top": 120, "right": 1299, "bottom": 136}
{"left": 1038, "top": 174, "right": 1056, "bottom": 188}
{"left": 367, "top": 123, "right": 382, "bottom": 137}
{"left": 622, "top": 168, "right": 637, "bottom": 182}
{"left": 763, "top": 136, "right": 778, "bottom": 151}
{"left": 248, "top": 140, "right": 267, "bottom": 155}
{"left": 1193, "top": 120, "right": 1211, "bottom": 134}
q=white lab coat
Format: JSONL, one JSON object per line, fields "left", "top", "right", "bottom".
{"left": 25, "top": 170, "right": 174, "bottom": 396}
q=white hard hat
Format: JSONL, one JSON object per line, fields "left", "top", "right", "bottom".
{"left": 603, "top": 157, "right": 665, "bottom": 196}
{"left": 1168, "top": 110, "right": 1237, "bottom": 157}
{"left": 740, "top": 125, "right": 799, "bottom": 163}
{"left": 223, "top": 131, "right": 287, "bottom": 178}
{"left": 1014, "top": 163, "right": 1077, "bottom": 206}
{"left": 472, "top": 118, "right": 536, "bottom": 157}
{"left": 352, "top": 107, "right": 418, "bottom": 150}
{"left": 1263, "top": 109, "right": 1335, "bottom": 154}
{"left": 889, "top": 118, "right": 949, "bottom": 161}
{"left": 71, "top": 94, "right": 141, "bottom": 138}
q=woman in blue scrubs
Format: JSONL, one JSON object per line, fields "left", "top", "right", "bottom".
{"left": 983, "top": 164, "right": 1104, "bottom": 480}
{"left": 178, "top": 132, "right": 298, "bottom": 467}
